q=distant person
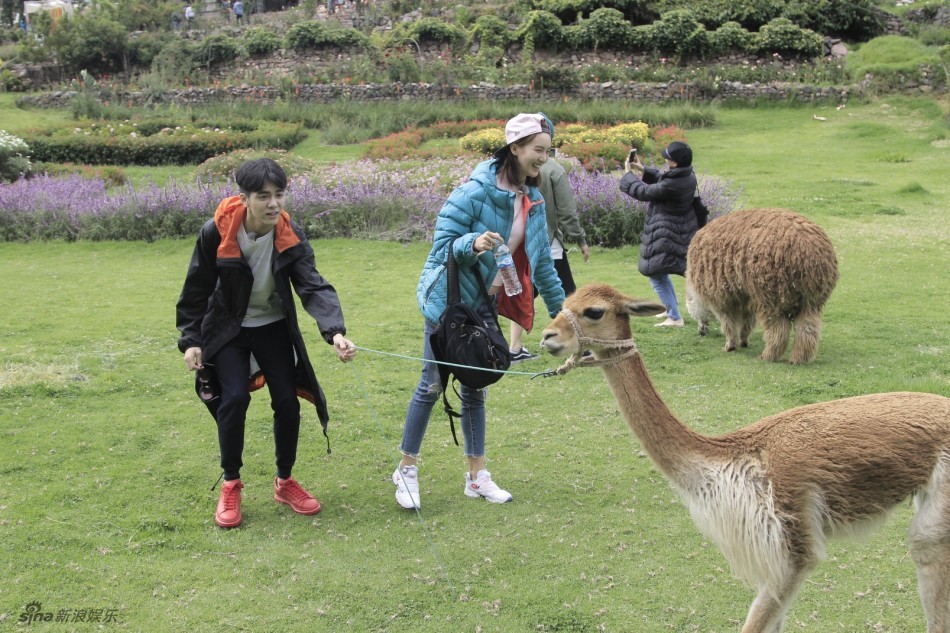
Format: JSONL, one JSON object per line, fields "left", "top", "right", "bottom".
{"left": 171, "top": 11, "right": 182, "bottom": 32}
{"left": 508, "top": 149, "right": 590, "bottom": 362}
{"left": 232, "top": 0, "right": 244, "bottom": 24}
{"left": 619, "top": 141, "right": 698, "bottom": 327}
{"left": 184, "top": 4, "right": 195, "bottom": 29}
{"left": 176, "top": 158, "right": 357, "bottom": 529}
{"left": 221, "top": 0, "right": 231, "bottom": 22}
{"left": 391, "top": 113, "right": 565, "bottom": 510}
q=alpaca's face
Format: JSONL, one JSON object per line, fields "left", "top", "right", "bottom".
{"left": 541, "top": 284, "right": 663, "bottom": 356}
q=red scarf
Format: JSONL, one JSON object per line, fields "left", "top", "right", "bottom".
{"left": 497, "top": 195, "right": 542, "bottom": 331}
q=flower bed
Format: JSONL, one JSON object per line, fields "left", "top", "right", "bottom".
{"left": 0, "top": 157, "right": 741, "bottom": 244}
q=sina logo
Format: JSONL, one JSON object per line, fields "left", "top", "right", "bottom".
{"left": 19, "top": 601, "right": 54, "bottom": 623}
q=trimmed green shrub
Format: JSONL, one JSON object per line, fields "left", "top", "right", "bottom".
{"left": 285, "top": 21, "right": 368, "bottom": 51}
{"left": 194, "top": 149, "right": 317, "bottom": 182}
{"left": 195, "top": 33, "right": 242, "bottom": 68}
{"left": 472, "top": 15, "right": 512, "bottom": 49}
{"left": 708, "top": 21, "right": 754, "bottom": 55}
{"left": 568, "top": 8, "right": 635, "bottom": 51}
{"left": 285, "top": 22, "right": 325, "bottom": 51}
{"left": 653, "top": 0, "right": 784, "bottom": 31}
{"left": 243, "top": 27, "right": 282, "bottom": 57}
{"left": 407, "top": 18, "right": 468, "bottom": 48}
{"left": 23, "top": 121, "right": 306, "bottom": 166}
{"left": 755, "top": 17, "right": 824, "bottom": 57}
{"left": 517, "top": 10, "right": 566, "bottom": 54}
{"left": 526, "top": 0, "right": 650, "bottom": 24}
{"left": 630, "top": 23, "right": 654, "bottom": 50}
{"left": 652, "top": 9, "right": 709, "bottom": 60}
{"left": 323, "top": 27, "right": 370, "bottom": 48}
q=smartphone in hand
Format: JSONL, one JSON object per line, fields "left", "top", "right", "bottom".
{"left": 628, "top": 148, "right": 637, "bottom": 162}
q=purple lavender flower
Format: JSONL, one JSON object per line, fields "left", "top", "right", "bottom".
{"left": 0, "top": 158, "right": 741, "bottom": 243}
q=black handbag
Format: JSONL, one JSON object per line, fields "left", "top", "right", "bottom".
{"left": 429, "top": 241, "right": 511, "bottom": 444}
{"left": 692, "top": 194, "right": 709, "bottom": 228}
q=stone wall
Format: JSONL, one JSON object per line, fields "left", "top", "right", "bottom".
{"left": 18, "top": 78, "right": 856, "bottom": 109}
{"left": 207, "top": 45, "right": 830, "bottom": 84}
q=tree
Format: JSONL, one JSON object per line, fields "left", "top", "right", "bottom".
{"left": 45, "top": 14, "right": 129, "bottom": 75}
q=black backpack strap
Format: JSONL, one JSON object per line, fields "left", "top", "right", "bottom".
{"left": 440, "top": 241, "right": 463, "bottom": 446}
{"left": 442, "top": 380, "right": 463, "bottom": 446}
{"left": 446, "top": 242, "right": 461, "bottom": 306}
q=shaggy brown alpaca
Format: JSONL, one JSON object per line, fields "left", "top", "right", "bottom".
{"left": 686, "top": 208, "right": 839, "bottom": 364}
{"left": 541, "top": 283, "right": 950, "bottom": 633}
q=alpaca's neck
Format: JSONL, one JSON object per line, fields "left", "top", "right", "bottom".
{"left": 601, "top": 352, "right": 715, "bottom": 483}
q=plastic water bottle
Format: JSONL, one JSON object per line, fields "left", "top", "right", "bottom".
{"left": 494, "top": 243, "right": 522, "bottom": 296}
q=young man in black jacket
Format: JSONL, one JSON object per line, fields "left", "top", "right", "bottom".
{"left": 177, "top": 158, "right": 357, "bottom": 528}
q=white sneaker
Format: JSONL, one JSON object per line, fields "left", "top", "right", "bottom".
{"left": 464, "top": 470, "right": 512, "bottom": 503}
{"left": 393, "top": 465, "right": 420, "bottom": 509}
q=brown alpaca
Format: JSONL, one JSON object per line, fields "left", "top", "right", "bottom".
{"left": 686, "top": 208, "right": 839, "bottom": 364}
{"left": 541, "top": 283, "right": 950, "bottom": 633}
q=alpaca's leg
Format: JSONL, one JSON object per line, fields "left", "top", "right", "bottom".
{"left": 740, "top": 567, "right": 809, "bottom": 633}
{"left": 739, "top": 310, "right": 756, "bottom": 348}
{"left": 913, "top": 546, "right": 950, "bottom": 633}
{"left": 789, "top": 308, "right": 822, "bottom": 364}
{"left": 759, "top": 314, "right": 791, "bottom": 362}
{"left": 720, "top": 314, "right": 740, "bottom": 352}
{"left": 697, "top": 319, "right": 708, "bottom": 336}
{"left": 909, "top": 469, "right": 950, "bottom": 633}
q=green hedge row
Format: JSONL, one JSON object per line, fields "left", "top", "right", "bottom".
{"left": 23, "top": 121, "right": 306, "bottom": 166}
{"left": 515, "top": 10, "right": 826, "bottom": 60}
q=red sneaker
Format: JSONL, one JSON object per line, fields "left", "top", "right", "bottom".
{"left": 215, "top": 479, "right": 243, "bottom": 528}
{"left": 274, "top": 477, "right": 321, "bottom": 515}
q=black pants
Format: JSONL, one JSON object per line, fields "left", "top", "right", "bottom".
{"left": 554, "top": 253, "right": 577, "bottom": 296}
{"left": 212, "top": 320, "right": 300, "bottom": 481}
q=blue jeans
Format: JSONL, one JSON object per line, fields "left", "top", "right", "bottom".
{"left": 400, "top": 302, "right": 497, "bottom": 459}
{"left": 649, "top": 275, "right": 681, "bottom": 320}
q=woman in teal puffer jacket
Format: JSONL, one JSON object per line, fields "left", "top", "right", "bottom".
{"left": 392, "top": 113, "right": 566, "bottom": 510}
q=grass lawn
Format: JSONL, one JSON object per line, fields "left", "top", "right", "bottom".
{"left": 1, "top": 96, "right": 948, "bottom": 631}
{"left": 0, "top": 93, "right": 71, "bottom": 132}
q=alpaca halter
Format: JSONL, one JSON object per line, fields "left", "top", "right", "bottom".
{"left": 548, "top": 309, "right": 639, "bottom": 376}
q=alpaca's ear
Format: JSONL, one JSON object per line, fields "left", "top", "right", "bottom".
{"left": 625, "top": 300, "right": 667, "bottom": 317}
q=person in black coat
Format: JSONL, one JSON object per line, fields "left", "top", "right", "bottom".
{"left": 619, "top": 141, "right": 698, "bottom": 327}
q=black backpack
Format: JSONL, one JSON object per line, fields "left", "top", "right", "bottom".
{"left": 429, "top": 243, "right": 511, "bottom": 444}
